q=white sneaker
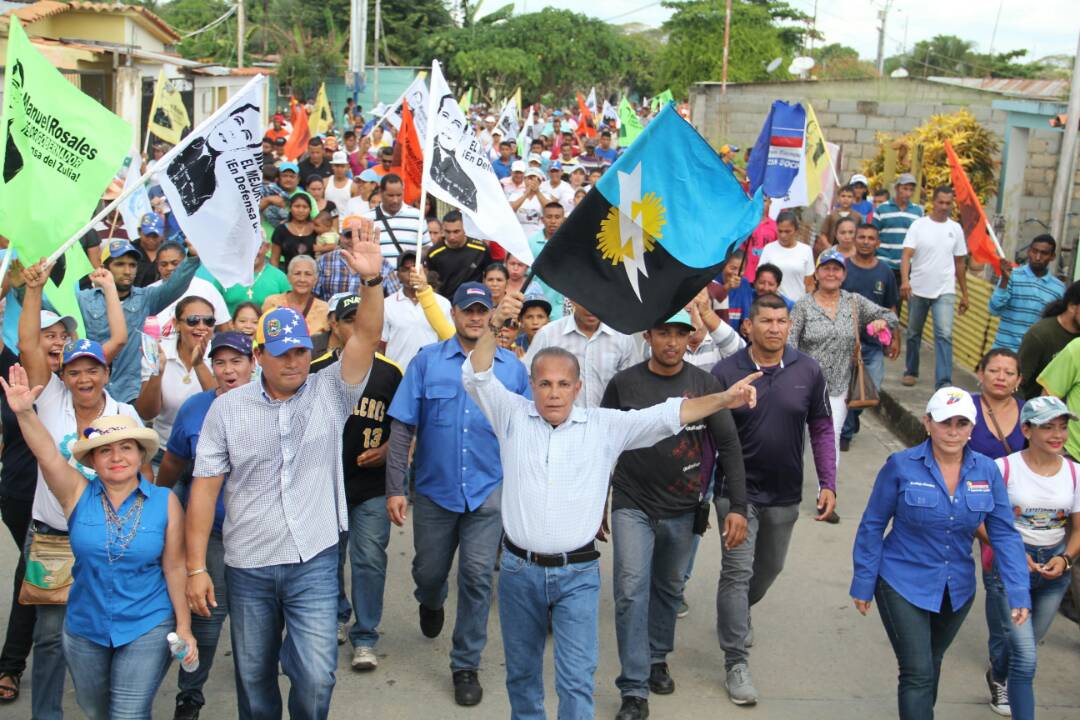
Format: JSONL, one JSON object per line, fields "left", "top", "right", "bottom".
{"left": 725, "top": 663, "right": 759, "bottom": 705}
{"left": 351, "top": 645, "right": 378, "bottom": 671}
{"left": 986, "top": 669, "right": 1011, "bottom": 716}
{"left": 337, "top": 623, "right": 347, "bottom": 646}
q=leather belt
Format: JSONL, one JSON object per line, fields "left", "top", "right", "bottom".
{"left": 503, "top": 539, "right": 600, "bottom": 567}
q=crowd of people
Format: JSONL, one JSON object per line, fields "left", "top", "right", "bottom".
{"left": 0, "top": 93, "right": 1075, "bottom": 720}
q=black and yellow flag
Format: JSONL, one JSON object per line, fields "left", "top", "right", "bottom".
{"left": 147, "top": 69, "right": 190, "bottom": 145}
{"left": 310, "top": 83, "right": 333, "bottom": 136}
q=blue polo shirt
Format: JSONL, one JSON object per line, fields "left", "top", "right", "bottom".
{"left": 491, "top": 157, "right": 513, "bottom": 180}
{"left": 872, "top": 200, "right": 923, "bottom": 270}
{"left": 168, "top": 389, "right": 226, "bottom": 532}
{"left": 989, "top": 263, "right": 1065, "bottom": 351}
{"left": 851, "top": 441, "right": 1031, "bottom": 613}
{"left": 388, "top": 336, "right": 531, "bottom": 513}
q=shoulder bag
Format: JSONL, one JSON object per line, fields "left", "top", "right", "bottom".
{"left": 847, "top": 298, "right": 879, "bottom": 409}
{"left": 19, "top": 530, "right": 74, "bottom": 605}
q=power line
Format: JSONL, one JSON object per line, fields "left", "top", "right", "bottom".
{"left": 177, "top": 5, "right": 237, "bottom": 39}
{"left": 602, "top": 1, "right": 665, "bottom": 23}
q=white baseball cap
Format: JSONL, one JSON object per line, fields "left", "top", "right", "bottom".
{"left": 510, "top": 160, "right": 527, "bottom": 173}
{"left": 849, "top": 174, "right": 869, "bottom": 187}
{"left": 926, "top": 387, "right": 977, "bottom": 423}
{"left": 330, "top": 150, "right": 349, "bottom": 165}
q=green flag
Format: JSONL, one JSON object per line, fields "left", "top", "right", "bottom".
{"left": 618, "top": 98, "right": 644, "bottom": 145}
{"left": 0, "top": 19, "right": 132, "bottom": 333}
{"left": 650, "top": 89, "right": 675, "bottom": 113}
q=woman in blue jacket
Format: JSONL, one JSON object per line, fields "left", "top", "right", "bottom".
{"left": 850, "top": 386, "right": 1031, "bottom": 719}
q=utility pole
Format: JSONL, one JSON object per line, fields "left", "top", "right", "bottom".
{"left": 876, "top": 0, "right": 893, "bottom": 76}
{"left": 236, "top": 0, "right": 245, "bottom": 69}
{"left": 721, "top": 0, "right": 732, "bottom": 96}
{"left": 1055, "top": 31, "right": 1080, "bottom": 267}
{"left": 350, "top": 0, "right": 366, "bottom": 104}
{"left": 373, "top": 0, "right": 381, "bottom": 105}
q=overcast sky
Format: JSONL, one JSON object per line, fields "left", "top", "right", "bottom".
{"left": 506, "top": 1, "right": 1078, "bottom": 64}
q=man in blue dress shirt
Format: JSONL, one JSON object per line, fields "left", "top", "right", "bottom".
{"left": 385, "top": 282, "right": 531, "bottom": 707}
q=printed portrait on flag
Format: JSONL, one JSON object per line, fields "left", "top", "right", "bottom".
{"left": 3, "top": 60, "right": 26, "bottom": 183}
{"left": 430, "top": 94, "right": 478, "bottom": 211}
{"left": 165, "top": 102, "right": 261, "bottom": 215}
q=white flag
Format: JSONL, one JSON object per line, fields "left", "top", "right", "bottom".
{"left": 381, "top": 75, "right": 430, "bottom": 143}
{"left": 496, "top": 97, "right": 519, "bottom": 141}
{"left": 423, "top": 61, "right": 533, "bottom": 264}
{"left": 117, "top": 147, "right": 152, "bottom": 240}
{"left": 155, "top": 76, "right": 265, "bottom": 286}
{"left": 602, "top": 99, "right": 619, "bottom": 128}
{"left": 586, "top": 87, "right": 598, "bottom": 114}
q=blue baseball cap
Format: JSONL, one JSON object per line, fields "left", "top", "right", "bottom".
{"left": 357, "top": 168, "right": 381, "bottom": 183}
{"left": 209, "top": 331, "right": 253, "bottom": 358}
{"left": 452, "top": 282, "right": 493, "bottom": 310}
{"left": 278, "top": 161, "right": 300, "bottom": 174}
{"left": 655, "top": 309, "right": 695, "bottom": 330}
{"left": 817, "top": 247, "right": 847, "bottom": 269}
{"left": 62, "top": 339, "right": 107, "bottom": 367}
{"left": 548, "top": 161, "right": 563, "bottom": 172}
{"left": 255, "top": 307, "right": 313, "bottom": 356}
{"left": 139, "top": 212, "right": 164, "bottom": 236}
{"left": 104, "top": 238, "right": 143, "bottom": 263}
{"left": 1020, "top": 396, "right": 1078, "bottom": 426}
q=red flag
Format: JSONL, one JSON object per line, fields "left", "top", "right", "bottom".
{"left": 391, "top": 100, "right": 423, "bottom": 205}
{"left": 576, "top": 93, "right": 597, "bottom": 138}
{"left": 944, "top": 139, "right": 1002, "bottom": 274}
{"left": 282, "top": 97, "right": 310, "bottom": 162}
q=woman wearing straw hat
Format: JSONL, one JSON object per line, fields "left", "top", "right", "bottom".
{"left": 1, "top": 363, "right": 194, "bottom": 719}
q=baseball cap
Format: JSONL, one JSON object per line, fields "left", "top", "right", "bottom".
{"left": 209, "top": 331, "right": 253, "bottom": 358}
{"left": 139, "top": 212, "right": 164, "bottom": 236}
{"left": 527, "top": 153, "right": 543, "bottom": 165}
{"left": 484, "top": 114, "right": 496, "bottom": 123}
{"left": 1020, "top": 396, "right": 1078, "bottom": 426}
{"left": 849, "top": 173, "right": 869, "bottom": 187}
{"left": 104, "top": 238, "right": 143, "bottom": 263}
{"left": 273, "top": 136, "right": 286, "bottom": 147}
{"left": 549, "top": 161, "right": 563, "bottom": 172}
{"left": 330, "top": 150, "right": 349, "bottom": 165}
{"left": 521, "top": 290, "right": 552, "bottom": 316}
{"left": 334, "top": 294, "right": 362, "bottom": 321}
{"left": 895, "top": 172, "right": 916, "bottom": 187}
{"left": 510, "top": 160, "right": 527, "bottom": 173}
{"left": 817, "top": 247, "right": 847, "bottom": 268}
{"left": 255, "top": 307, "right": 313, "bottom": 356}
{"left": 357, "top": 168, "right": 381, "bottom": 183}
{"left": 524, "top": 167, "right": 545, "bottom": 180}
{"left": 720, "top": 144, "right": 740, "bottom": 154}
{"left": 326, "top": 292, "right": 352, "bottom": 314}
{"left": 452, "top": 282, "right": 493, "bottom": 310}
{"left": 40, "top": 310, "right": 77, "bottom": 336}
{"left": 278, "top": 161, "right": 299, "bottom": 174}
{"left": 925, "top": 387, "right": 977, "bottom": 424}
{"left": 62, "top": 339, "right": 106, "bottom": 367}
{"left": 568, "top": 164, "right": 586, "bottom": 175}
{"left": 655, "top": 309, "right": 694, "bottom": 330}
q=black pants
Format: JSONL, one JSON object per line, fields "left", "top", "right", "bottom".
{"left": 0, "top": 495, "right": 35, "bottom": 677}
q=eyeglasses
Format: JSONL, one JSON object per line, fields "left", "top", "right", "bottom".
{"left": 182, "top": 315, "right": 216, "bottom": 327}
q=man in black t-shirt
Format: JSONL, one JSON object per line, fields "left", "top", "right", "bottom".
{"left": 298, "top": 136, "right": 333, "bottom": 186}
{"left": 425, "top": 211, "right": 492, "bottom": 299}
{"left": 310, "top": 293, "right": 403, "bottom": 672}
{"left": 601, "top": 310, "right": 747, "bottom": 720}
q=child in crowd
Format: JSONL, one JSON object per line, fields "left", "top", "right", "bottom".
{"left": 816, "top": 185, "right": 864, "bottom": 255}
{"left": 313, "top": 211, "right": 338, "bottom": 255}
{"left": 513, "top": 294, "right": 552, "bottom": 357}
{"left": 873, "top": 187, "right": 890, "bottom": 208}
{"left": 231, "top": 302, "right": 261, "bottom": 338}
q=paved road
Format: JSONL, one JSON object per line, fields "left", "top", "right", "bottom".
{"left": 1, "top": 411, "right": 1078, "bottom": 719}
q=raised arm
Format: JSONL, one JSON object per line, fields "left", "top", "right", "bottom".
{"left": 678, "top": 372, "right": 762, "bottom": 425}
{"left": 86, "top": 268, "right": 129, "bottom": 362}
{"left": 145, "top": 249, "right": 201, "bottom": 315}
{"left": 411, "top": 266, "right": 454, "bottom": 341}
{"left": 338, "top": 217, "right": 385, "bottom": 385}
{"left": 17, "top": 259, "right": 53, "bottom": 389}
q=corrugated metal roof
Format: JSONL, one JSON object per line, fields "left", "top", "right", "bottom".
{"left": 926, "top": 76, "right": 1068, "bottom": 100}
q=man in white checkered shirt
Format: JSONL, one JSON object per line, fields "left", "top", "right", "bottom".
{"left": 185, "top": 218, "right": 386, "bottom": 720}
{"left": 462, "top": 290, "right": 762, "bottom": 720}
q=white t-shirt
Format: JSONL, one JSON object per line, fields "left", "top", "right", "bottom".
{"left": 149, "top": 276, "right": 230, "bottom": 332}
{"left": 140, "top": 333, "right": 208, "bottom": 447}
{"left": 541, "top": 180, "right": 575, "bottom": 214}
{"left": 758, "top": 241, "right": 815, "bottom": 302}
{"left": 510, "top": 191, "right": 544, "bottom": 238}
{"left": 902, "top": 215, "right": 967, "bottom": 299}
{"left": 995, "top": 454, "right": 1080, "bottom": 546}
{"left": 32, "top": 375, "right": 144, "bottom": 530}
{"left": 382, "top": 288, "right": 453, "bottom": 370}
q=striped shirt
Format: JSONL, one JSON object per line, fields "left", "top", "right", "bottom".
{"left": 523, "top": 315, "right": 638, "bottom": 408}
{"left": 361, "top": 204, "right": 430, "bottom": 260}
{"left": 872, "top": 201, "right": 924, "bottom": 269}
{"left": 989, "top": 264, "right": 1065, "bottom": 351}
{"left": 462, "top": 358, "right": 684, "bottom": 554}
{"left": 193, "top": 362, "right": 368, "bottom": 568}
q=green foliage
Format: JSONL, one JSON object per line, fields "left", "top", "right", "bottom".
{"left": 885, "top": 34, "right": 1056, "bottom": 79}
{"left": 271, "top": 8, "right": 346, "bottom": 98}
{"left": 812, "top": 44, "right": 877, "bottom": 80}
{"left": 156, "top": 0, "right": 236, "bottom": 62}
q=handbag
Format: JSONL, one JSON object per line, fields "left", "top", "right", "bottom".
{"left": 19, "top": 530, "right": 74, "bottom": 605}
{"left": 847, "top": 302, "right": 880, "bottom": 409}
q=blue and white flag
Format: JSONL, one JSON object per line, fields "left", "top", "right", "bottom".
{"left": 747, "top": 100, "right": 806, "bottom": 199}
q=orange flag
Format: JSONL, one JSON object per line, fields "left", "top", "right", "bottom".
{"left": 944, "top": 139, "right": 1002, "bottom": 274}
{"left": 282, "top": 97, "right": 310, "bottom": 162}
{"left": 391, "top": 100, "right": 424, "bottom": 205}
{"left": 576, "top": 93, "right": 597, "bottom": 138}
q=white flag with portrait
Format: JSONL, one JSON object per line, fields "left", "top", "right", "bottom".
{"left": 496, "top": 97, "right": 519, "bottom": 141}
{"left": 155, "top": 76, "right": 265, "bottom": 286}
{"left": 382, "top": 75, "right": 430, "bottom": 145}
{"left": 423, "top": 61, "right": 533, "bottom": 263}
{"left": 117, "top": 147, "right": 153, "bottom": 240}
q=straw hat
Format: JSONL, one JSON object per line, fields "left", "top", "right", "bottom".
{"left": 71, "top": 415, "right": 159, "bottom": 466}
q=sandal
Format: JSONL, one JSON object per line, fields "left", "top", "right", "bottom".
{"left": 0, "top": 672, "right": 19, "bottom": 703}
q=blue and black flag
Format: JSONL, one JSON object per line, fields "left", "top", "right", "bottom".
{"left": 532, "top": 104, "right": 763, "bottom": 334}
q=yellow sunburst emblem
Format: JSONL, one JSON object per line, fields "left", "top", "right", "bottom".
{"left": 596, "top": 192, "right": 667, "bottom": 266}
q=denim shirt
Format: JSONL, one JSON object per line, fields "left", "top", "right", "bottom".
{"left": 77, "top": 257, "right": 201, "bottom": 403}
{"left": 387, "top": 336, "right": 531, "bottom": 513}
{"left": 851, "top": 441, "right": 1031, "bottom": 613}
{"left": 66, "top": 476, "right": 174, "bottom": 647}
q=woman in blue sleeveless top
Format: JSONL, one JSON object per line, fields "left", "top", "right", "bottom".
{"left": 3, "top": 364, "right": 194, "bottom": 719}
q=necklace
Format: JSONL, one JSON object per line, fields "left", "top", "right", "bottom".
{"left": 247, "top": 265, "right": 268, "bottom": 300}
{"left": 75, "top": 398, "right": 106, "bottom": 431}
{"left": 101, "top": 491, "right": 145, "bottom": 564}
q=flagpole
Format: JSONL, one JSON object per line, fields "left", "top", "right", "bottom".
{"left": 0, "top": 246, "right": 15, "bottom": 288}
{"left": 413, "top": 61, "right": 440, "bottom": 259}
{"left": 47, "top": 74, "right": 266, "bottom": 266}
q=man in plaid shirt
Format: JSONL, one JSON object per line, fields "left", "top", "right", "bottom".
{"left": 316, "top": 216, "right": 402, "bottom": 300}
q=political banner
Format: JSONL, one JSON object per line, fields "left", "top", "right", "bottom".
{"left": 391, "top": 101, "right": 423, "bottom": 206}
{"left": 117, "top": 147, "right": 153, "bottom": 240}
{"left": 310, "top": 82, "right": 333, "bottom": 136}
{"left": 147, "top": 68, "right": 191, "bottom": 146}
{"left": 156, "top": 76, "right": 265, "bottom": 286}
{"left": 496, "top": 97, "right": 519, "bottom": 141}
{"left": 282, "top": 96, "right": 310, "bottom": 161}
{"left": 945, "top": 139, "right": 1003, "bottom": 273}
{"left": 0, "top": 18, "right": 132, "bottom": 332}
{"left": 381, "top": 75, "right": 430, "bottom": 144}
{"left": 747, "top": 100, "right": 806, "bottom": 199}
{"left": 586, "top": 87, "right": 598, "bottom": 115}
{"left": 619, "top": 98, "right": 644, "bottom": 145}
{"left": 424, "top": 60, "right": 533, "bottom": 264}
{"left": 602, "top": 100, "right": 620, "bottom": 129}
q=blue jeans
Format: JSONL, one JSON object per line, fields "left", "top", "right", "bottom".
{"left": 63, "top": 616, "right": 173, "bottom": 719}
{"left": 875, "top": 578, "right": 973, "bottom": 720}
{"left": 226, "top": 544, "right": 339, "bottom": 720}
{"left": 28, "top": 521, "right": 69, "bottom": 720}
{"left": 412, "top": 488, "right": 502, "bottom": 672}
{"left": 612, "top": 508, "right": 695, "bottom": 699}
{"left": 841, "top": 345, "right": 885, "bottom": 441}
{"left": 498, "top": 551, "right": 600, "bottom": 720}
{"left": 904, "top": 293, "right": 955, "bottom": 389}
{"left": 176, "top": 531, "right": 228, "bottom": 709}
{"left": 336, "top": 532, "right": 352, "bottom": 625}
{"left": 985, "top": 542, "right": 1071, "bottom": 720}
{"left": 346, "top": 496, "right": 391, "bottom": 648}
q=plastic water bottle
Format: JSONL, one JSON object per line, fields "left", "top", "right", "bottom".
{"left": 141, "top": 316, "right": 161, "bottom": 375}
{"left": 167, "top": 632, "right": 199, "bottom": 672}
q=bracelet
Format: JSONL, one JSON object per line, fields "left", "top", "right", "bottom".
{"left": 360, "top": 274, "right": 383, "bottom": 287}
{"left": 1059, "top": 553, "right": 1073, "bottom": 571}
{"left": 186, "top": 568, "right": 207, "bottom": 578}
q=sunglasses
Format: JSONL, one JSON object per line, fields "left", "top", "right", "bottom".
{"left": 182, "top": 315, "right": 216, "bottom": 328}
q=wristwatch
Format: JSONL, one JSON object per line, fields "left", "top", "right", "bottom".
{"left": 1059, "top": 553, "right": 1074, "bottom": 571}
{"left": 360, "top": 274, "right": 383, "bottom": 287}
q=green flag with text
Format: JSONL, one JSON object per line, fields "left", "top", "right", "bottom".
{"left": 618, "top": 98, "right": 644, "bottom": 145}
{"left": 0, "top": 19, "right": 132, "bottom": 332}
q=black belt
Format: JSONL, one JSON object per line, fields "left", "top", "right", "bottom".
{"left": 504, "top": 539, "right": 600, "bottom": 567}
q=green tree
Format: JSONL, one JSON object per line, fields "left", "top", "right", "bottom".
{"left": 884, "top": 34, "right": 1055, "bottom": 79}
{"left": 812, "top": 43, "right": 877, "bottom": 80}
{"left": 156, "top": 0, "right": 238, "bottom": 62}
